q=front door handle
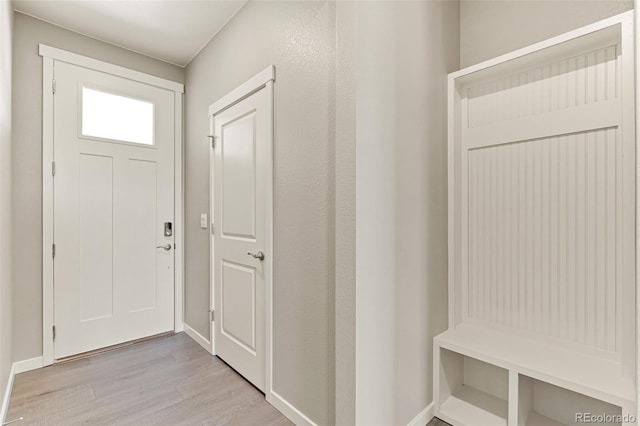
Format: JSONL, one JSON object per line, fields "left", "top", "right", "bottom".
{"left": 156, "top": 244, "right": 172, "bottom": 251}
{"left": 247, "top": 251, "right": 265, "bottom": 261}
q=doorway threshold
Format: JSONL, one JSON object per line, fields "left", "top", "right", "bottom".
{"left": 55, "top": 331, "right": 175, "bottom": 364}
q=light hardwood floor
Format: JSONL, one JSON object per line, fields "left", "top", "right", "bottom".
{"left": 7, "top": 332, "right": 452, "bottom": 426}
{"left": 7, "top": 333, "right": 291, "bottom": 425}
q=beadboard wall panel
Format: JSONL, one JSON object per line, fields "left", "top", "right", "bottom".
{"left": 467, "top": 45, "right": 618, "bottom": 129}
{"left": 459, "top": 30, "right": 634, "bottom": 362}
{"left": 467, "top": 128, "right": 620, "bottom": 354}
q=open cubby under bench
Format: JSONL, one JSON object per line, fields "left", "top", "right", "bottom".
{"left": 434, "top": 324, "right": 635, "bottom": 426}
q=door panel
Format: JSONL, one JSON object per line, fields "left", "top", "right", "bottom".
{"left": 54, "top": 61, "right": 175, "bottom": 359}
{"left": 125, "top": 159, "right": 158, "bottom": 312}
{"left": 221, "top": 112, "right": 257, "bottom": 240}
{"left": 78, "top": 154, "right": 114, "bottom": 322}
{"left": 213, "top": 88, "right": 269, "bottom": 392}
{"left": 221, "top": 261, "right": 257, "bottom": 353}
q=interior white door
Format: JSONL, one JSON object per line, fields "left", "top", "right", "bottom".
{"left": 53, "top": 61, "right": 175, "bottom": 359}
{"left": 213, "top": 88, "right": 270, "bottom": 392}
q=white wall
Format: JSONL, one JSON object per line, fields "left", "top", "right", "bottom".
{"left": 11, "top": 12, "right": 185, "bottom": 362}
{"left": 0, "top": 0, "right": 12, "bottom": 415}
{"left": 184, "top": 1, "right": 336, "bottom": 424}
{"left": 460, "top": 0, "right": 633, "bottom": 67}
{"left": 351, "top": 1, "right": 459, "bottom": 424}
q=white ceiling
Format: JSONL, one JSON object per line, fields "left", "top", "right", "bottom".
{"left": 12, "top": 0, "right": 247, "bottom": 67}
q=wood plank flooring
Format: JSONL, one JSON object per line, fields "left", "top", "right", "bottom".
{"left": 7, "top": 332, "right": 452, "bottom": 425}
{"left": 6, "top": 333, "right": 291, "bottom": 425}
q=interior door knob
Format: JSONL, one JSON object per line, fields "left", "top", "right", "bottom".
{"left": 156, "top": 244, "right": 172, "bottom": 251}
{"left": 247, "top": 251, "right": 265, "bottom": 261}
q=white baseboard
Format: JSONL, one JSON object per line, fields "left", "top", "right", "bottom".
{"left": 183, "top": 323, "right": 212, "bottom": 354}
{"left": 14, "top": 356, "right": 44, "bottom": 374}
{"left": 1, "top": 355, "right": 45, "bottom": 422}
{"left": 407, "top": 402, "right": 435, "bottom": 426}
{"left": 268, "top": 390, "right": 317, "bottom": 426}
{"left": 1, "top": 363, "right": 15, "bottom": 423}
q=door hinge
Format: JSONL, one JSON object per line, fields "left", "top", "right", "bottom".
{"left": 210, "top": 310, "right": 215, "bottom": 322}
{"left": 208, "top": 135, "right": 216, "bottom": 149}
{"left": 210, "top": 223, "right": 214, "bottom": 234}
{"left": 51, "top": 161, "right": 56, "bottom": 177}
{"left": 52, "top": 325, "right": 56, "bottom": 340}
{"left": 52, "top": 243, "right": 56, "bottom": 258}
{"left": 52, "top": 79, "right": 56, "bottom": 94}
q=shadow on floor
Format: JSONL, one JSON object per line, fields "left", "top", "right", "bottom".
{"left": 427, "top": 417, "right": 451, "bottom": 426}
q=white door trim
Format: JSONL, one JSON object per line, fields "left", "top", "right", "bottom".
{"left": 40, "top": 45, "right": 185, "bottom": 366}
{"left": 38, "top": 45, "right": 184, "bottom": 93}
{"left": 634, "top": 1, "right": 640, "bottom": 418}
{"left": 208, "top": 65, "right": 275, "bottom": 116}
{"left": 208, "top": 65, "right": 275, "bottom": 401}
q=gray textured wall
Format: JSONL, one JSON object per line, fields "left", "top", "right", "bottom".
{"left": 184, "top": 2, "right": 336, "bottom": 424}
{"left": 0, "top": 0, "right": 13, "bottom": 409}
{"left": 354, "top": 1, "right": 459, "bottom": 424}
{"left": 460, "top": 0, "right": 633, "bottom": 67}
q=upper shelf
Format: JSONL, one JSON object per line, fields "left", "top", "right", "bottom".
{"left": 450, "top": 11, "right": 629, "bottom": 86}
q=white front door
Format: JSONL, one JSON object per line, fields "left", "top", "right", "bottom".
{"left": 53, "top": 61, "right": 175, "bottom": 359}
{"left": 212, "top": 87, "right": 271, "bottom": 391}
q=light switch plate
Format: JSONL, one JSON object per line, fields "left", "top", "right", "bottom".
{"left": 200, "top": 214, "right": 208, "bottom": 229}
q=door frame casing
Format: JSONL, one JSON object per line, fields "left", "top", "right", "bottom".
{"left": 208, "top": 65, "right": 275, "bottom": 402}
{"left": 39, "top": 44, "right": 185, "bottom": 366}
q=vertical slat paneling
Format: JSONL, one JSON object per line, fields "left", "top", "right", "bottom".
{"left": 542, "top": 65, "right": 551, "bottom": 113}
{"left": 525, "top": 141, "right": 534, "bottom": 331}
{"left": 566, "top": 133, "right": 577, "bottom": 342}
{"left": 509, "top": 74, "right": 518, "bottom": 122}
{"left": 517, "top": 73, "right": 526, "bottom": 120}
{"left": 496, "top": 145, "right": 505, "bottom": 324}
{"left": 605, "top": 46, "right": 616, "bottom": 101}
{"left": 533, "top": 140, "right": 542, "bottom": 333}
{"left": 541, "top": 139, "right": 551, "bottom": 336}
{"left": 491, "top": 146, "right": 498, "bottom": 323}
{"left": 614, "top": 121, "right": 623, "bottom": 354}
{"left": 605, "top": 128, "right": 616, "bottom": 352}
{"left": 567, "top": 57, "right": 577, "bottom": 109}
{"left": 479, "top": 148, "right": 488, "bottom": 320}
{"left": 518, "top": 143, "right": 527, "bottom": 329}
{"left": 557, "top": 135, "right": 568, "bottom": 340}
{"left": 576, "top": 55, "right": 586, "bottom": 107}
{"left": 549, "top": 63, "right": 558, "bottom": 112}
{"left": 510, "top": 146, "right": 519, "bottom": 328}
{"left": 489, "top": 81, "right": 498, "bottom": 125}
{"left": 526, "top": 70, "right": 535, "bottom": 118}
{"left": 557, "top": 61, "right": 567, "bottom": 110}
{"left": 595, "top": 130, "right": 606, "bottom": 350}
{"left": 575, "top": 131, "right": 586, "bottom": 345}
{"left": 533, "top": 67, "right": 542, "bottom": 116}
{"left": 585, "top": 51, "right": 595, "bottom": 105}
{"left": 467, "top": 45, "right": 617, "bottom": 128}
{"left": 504, "top": 145, "right": 513, "bottom": 326}
{"left": 468, "top": 148, "right": 477, "bottom": 319}
{"left": 585, "top": 131, "right": 596, "bottom": 347}
{"left": 467, "top": 128, "right": 619, "bottom": 352}
{"left": 595, "top": 49, "right": 606, "bottom": 103}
